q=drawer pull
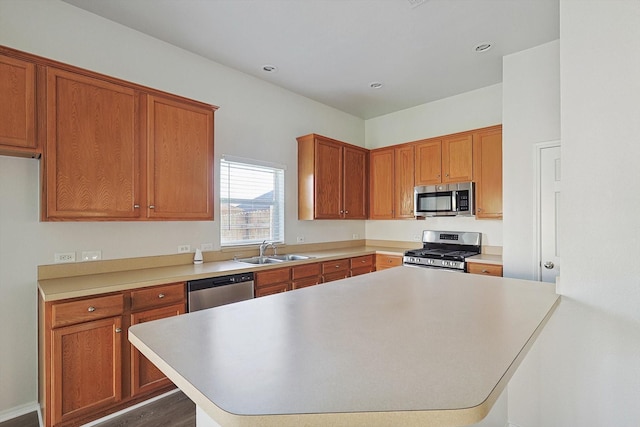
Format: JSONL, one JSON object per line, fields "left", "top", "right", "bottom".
{"left": 335, "top": 265, "right": 340, "bottom": 269}
{"left": 87, "top": 306, "right": 96, "bottom": 312}
{"left": 158, "top": 293, "right": 165, "bottom": 299}
{"left": 388, "top": 259, "right": 393, "bottom": 263}
{"left": 115, "top": 328, "right": 122, "bottom": 333}
{"left": 482, "top": 269, "right": 489, "bottom": 274}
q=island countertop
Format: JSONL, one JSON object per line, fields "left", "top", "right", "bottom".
{"left": 129, "top": 267, "right": 559, "bottom": 427}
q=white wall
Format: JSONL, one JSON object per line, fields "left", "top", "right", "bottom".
{"left": 364, "top": 84, "right": 504, "bottom": 247}
{"left": 0, "top": 0, "right": 366, "bottom": 416}
{"left": 502, "top": 40, "right": 561, "bottom": 280}
{"left": 507, "top": 2, "right": 640, "bottom": 426}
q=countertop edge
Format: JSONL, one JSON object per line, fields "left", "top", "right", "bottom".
{"left": 129, "top": 327, "right": 494, "bottom": 427}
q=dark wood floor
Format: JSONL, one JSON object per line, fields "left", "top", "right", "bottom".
{"left": 0, "top": 391, "right": 195, "bottom": 427}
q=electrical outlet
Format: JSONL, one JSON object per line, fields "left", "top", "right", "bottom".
{"left": 411, "top": 235, "right": 421, "bottom": 242}
{"left": 54, "top": 252, "right": 76, "bottom": 263}
{"left": 178, "top": 245, "right": 191, "bottom": 254}
{"left": 81, "top": 250, "right": 102, "bottom": 261}
{"left": 296, "top": 236, "right": 305, "bottom": 243}
{"left": 200, "top": 243, "right": 214, "bottom": 251}
{"left": 352, "top": 233, "right": 359, "bottom": 240}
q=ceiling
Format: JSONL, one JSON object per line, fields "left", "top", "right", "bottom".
{"left": 62, "top": 0, "right": 559, "bottom": 119}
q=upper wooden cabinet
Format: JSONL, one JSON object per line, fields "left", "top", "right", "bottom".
{"left": 369, "top": 144, "right": 414, "bottom": 219}
{"left": 146, "top": 95, "right": 214, "bottom": 220}
{"left": 415, "top": 134, "right": 473, "bottom": 185}
{"left": 473, "top": 126, "right": 503, "bottom": 219}
{"left": 41, "top": 67, "right": 216, "bottom": 221}
{"left": 297, "top": 134, "right": 368, "bottom": 220}
{"left": 44, "top": 68, "right": 140, "bottom": 220}
{"left": 0, "top": 53, "right": 38, "bottom": 157}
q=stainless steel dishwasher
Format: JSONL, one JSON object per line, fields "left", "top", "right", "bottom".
{"left": 187, "top": 272, "right": 254, "bottom": 312}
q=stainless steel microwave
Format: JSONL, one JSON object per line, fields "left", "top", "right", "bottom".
{"left": 414, "top": 182, "right": 474, "bottom": 217}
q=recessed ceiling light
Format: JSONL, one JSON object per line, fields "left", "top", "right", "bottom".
{"left": 262, "top": 65, "right": 278, "bottom": 73}
{"left": 370, "top": 82, "right": 383, "bottom": 89}
{"left": 474, "top": 43, "right": 492, "bottom": 53}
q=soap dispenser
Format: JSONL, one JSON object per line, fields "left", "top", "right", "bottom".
{"left": 193, "top": 248, "right": 203, "bottom": 264}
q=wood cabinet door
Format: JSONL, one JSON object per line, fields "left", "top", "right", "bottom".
{"left": 467, "top": 262, "right": 503, "bottom": 276}
{"left": 45, "top": 68, "right": 140, "bottom": 220}
{"left": 375, "top": 254, "right": 403, "bottom": 270}
{"left": 51, "top": 317, "right": 122, "bottom": 425}
{"left": 130, "top": 304, "right": 184, "bottom": 397}
{"left": 146, "top": 95, "right": 214, "bottom": 220}
{"left": 442, "top": 133, "right": 473, "bottom": 183}
{"left": 314, "top": 137, "right": 343, "bottom": 219}
{"left": 0, "top": 54, "right": 36, "bottom": 152}
{"left": 369, "top": 148, "right": 394, "bottom": 219}
{"left": 394, "top": 144, "right": 415, "bottom": 218}
{"left": 414, "top": 139, "right": 442, "bottom": 185}
{"left": 342, "top": 146, "right": 368, "bottom": 219}
{"left": 473, "top": 127, "right": 503, "bottom": 219}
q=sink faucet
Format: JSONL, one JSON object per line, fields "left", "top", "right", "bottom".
{"left": 259, "top": 240, "right": 277, "bottom": 258}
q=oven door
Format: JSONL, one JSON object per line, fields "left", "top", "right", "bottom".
{"left": 403, "top": 262, "right": 463, "bottom": 273}
{"left": 414, "top": 189, "right": 455, "bottom": 217}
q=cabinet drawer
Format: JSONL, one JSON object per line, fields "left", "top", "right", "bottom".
{"left": 130, "top": 283, "right": 185, "bottom": 312}
{"left": 376, "top": 254, "right": 403, "bottom": 269}
{"left": 292, "top": 276, "right": 321, "bottom": 290}
{"left": 255, "top": 282, "right": 289, "bottom": 297}
{"left": 291, "top": 263, "right": 321, "bottom": 280}
{"left": 51, "top": 294, "right": 124, "bottom": 328}
{"left": 467, "top": 263, "right": 503, "bottom": 277}
{"left": 321, "top": 259, "right": 349, "bottom": 274}
{"left": 322, "top": 271, "right": 350, "bottom": 283}
{"left": 350, "top": 255, "right": 374, "bottom": 269}
{"left": 255, "top": 267, "right": 290, "bottom": 286}
{"left": 351, "top": 266, "right": 374, "bottom": 277}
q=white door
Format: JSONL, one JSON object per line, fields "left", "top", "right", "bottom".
{"left": 539, "top": 144, "right": 561, "bottom": 283}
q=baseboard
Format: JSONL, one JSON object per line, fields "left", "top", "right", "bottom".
{"left": 0, "top": 401, "right": 40, "bottom": 424}
{"left": 81, "top": 389, "right": 179, "bottom": 427}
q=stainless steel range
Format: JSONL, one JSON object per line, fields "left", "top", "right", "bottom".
{"left": 403, "top": 230, "right": 482, "bottom": 272}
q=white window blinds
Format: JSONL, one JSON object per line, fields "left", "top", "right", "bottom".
{"left": 220, "top": 158, "right": 285, "bottom": 246}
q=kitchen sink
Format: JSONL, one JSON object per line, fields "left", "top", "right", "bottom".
{"left": 235, "top": 254, "right": 313, "bottom": 265}
{"left": 268, "top": 254, "right": 313, "bottom": 261}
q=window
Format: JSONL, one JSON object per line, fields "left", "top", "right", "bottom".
{"left": 220, "top": 157, "right": 285, "bottom": 247}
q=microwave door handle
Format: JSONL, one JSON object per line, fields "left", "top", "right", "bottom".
{"left": 452, "top": 191, "right": 457, "bottom": 212}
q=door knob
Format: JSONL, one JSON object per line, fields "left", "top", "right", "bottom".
{"left": 544, "top": 261, "right": 555, "bottom": 269}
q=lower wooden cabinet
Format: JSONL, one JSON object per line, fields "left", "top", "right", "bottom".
{"left": 51, "top": 316, "right": 123, "bottom": 425}
{"left": 130, "top": 303, "right": 185, "bottom": 397}
{"left": 255, "top": 267, "right": 291, "bottom": 297}
{"left": 350, "top": 255, "right": 375, "bottom": 276}
{"left": 467, "top": 262, "right": 503, "bottom": 277}
{"left": 322, "top": 258, "right": 350, "bottom": 283}
{"left": 40, "top": 283, "right": 186, "bottom": 427}
{"left": 291, "top": 263, "right": 321, "bottom": 290}
{"left": 376, "top": 254, "right": 403, "bottom": 270}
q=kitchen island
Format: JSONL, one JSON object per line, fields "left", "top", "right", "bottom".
{"left": 129, "top": 266, "right": 558, "bottom": 427}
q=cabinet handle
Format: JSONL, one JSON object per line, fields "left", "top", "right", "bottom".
{"left": 158, "top": 293, "right": 165, "bottom": 299}
{"left": 345, "top": 210, "right": 349, "bottom": 214}
{"left": 361, "top": 260, "right": 366, "bottom": 263}
{"left": 388, "top": 259, "right": 393, "bottom": 263}
{"left": 149, "top": 205, "right": 155, "bottom": 209}
{"left": 115, "top": 328, "right": 122, "bottom": 333}
{"left": 87, "top": 306, "right": 96, "bottom": 312}
{"left": 477, "top": 208, "right": 482, "bottom": 212}
{"left": 445, "top": 173, "right": 449, "bottom": 177}
{"left": 481, "top": 269, "right": 489, "bottom": 273}
{"left": 134, "top": 204, "right": 140, "bottom": 208}
{"left": 339, "top": 210, "right": 344, "bottom": 214}
{"left": 335, "top": 265, "right": 340, "bottom": 269}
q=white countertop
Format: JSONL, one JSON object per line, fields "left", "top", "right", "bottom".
{"left": 38, "top": 246, "right": 404, "bottom": 302}
{"left": 129, "top": 266, "right": 558, "bottom": 427}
